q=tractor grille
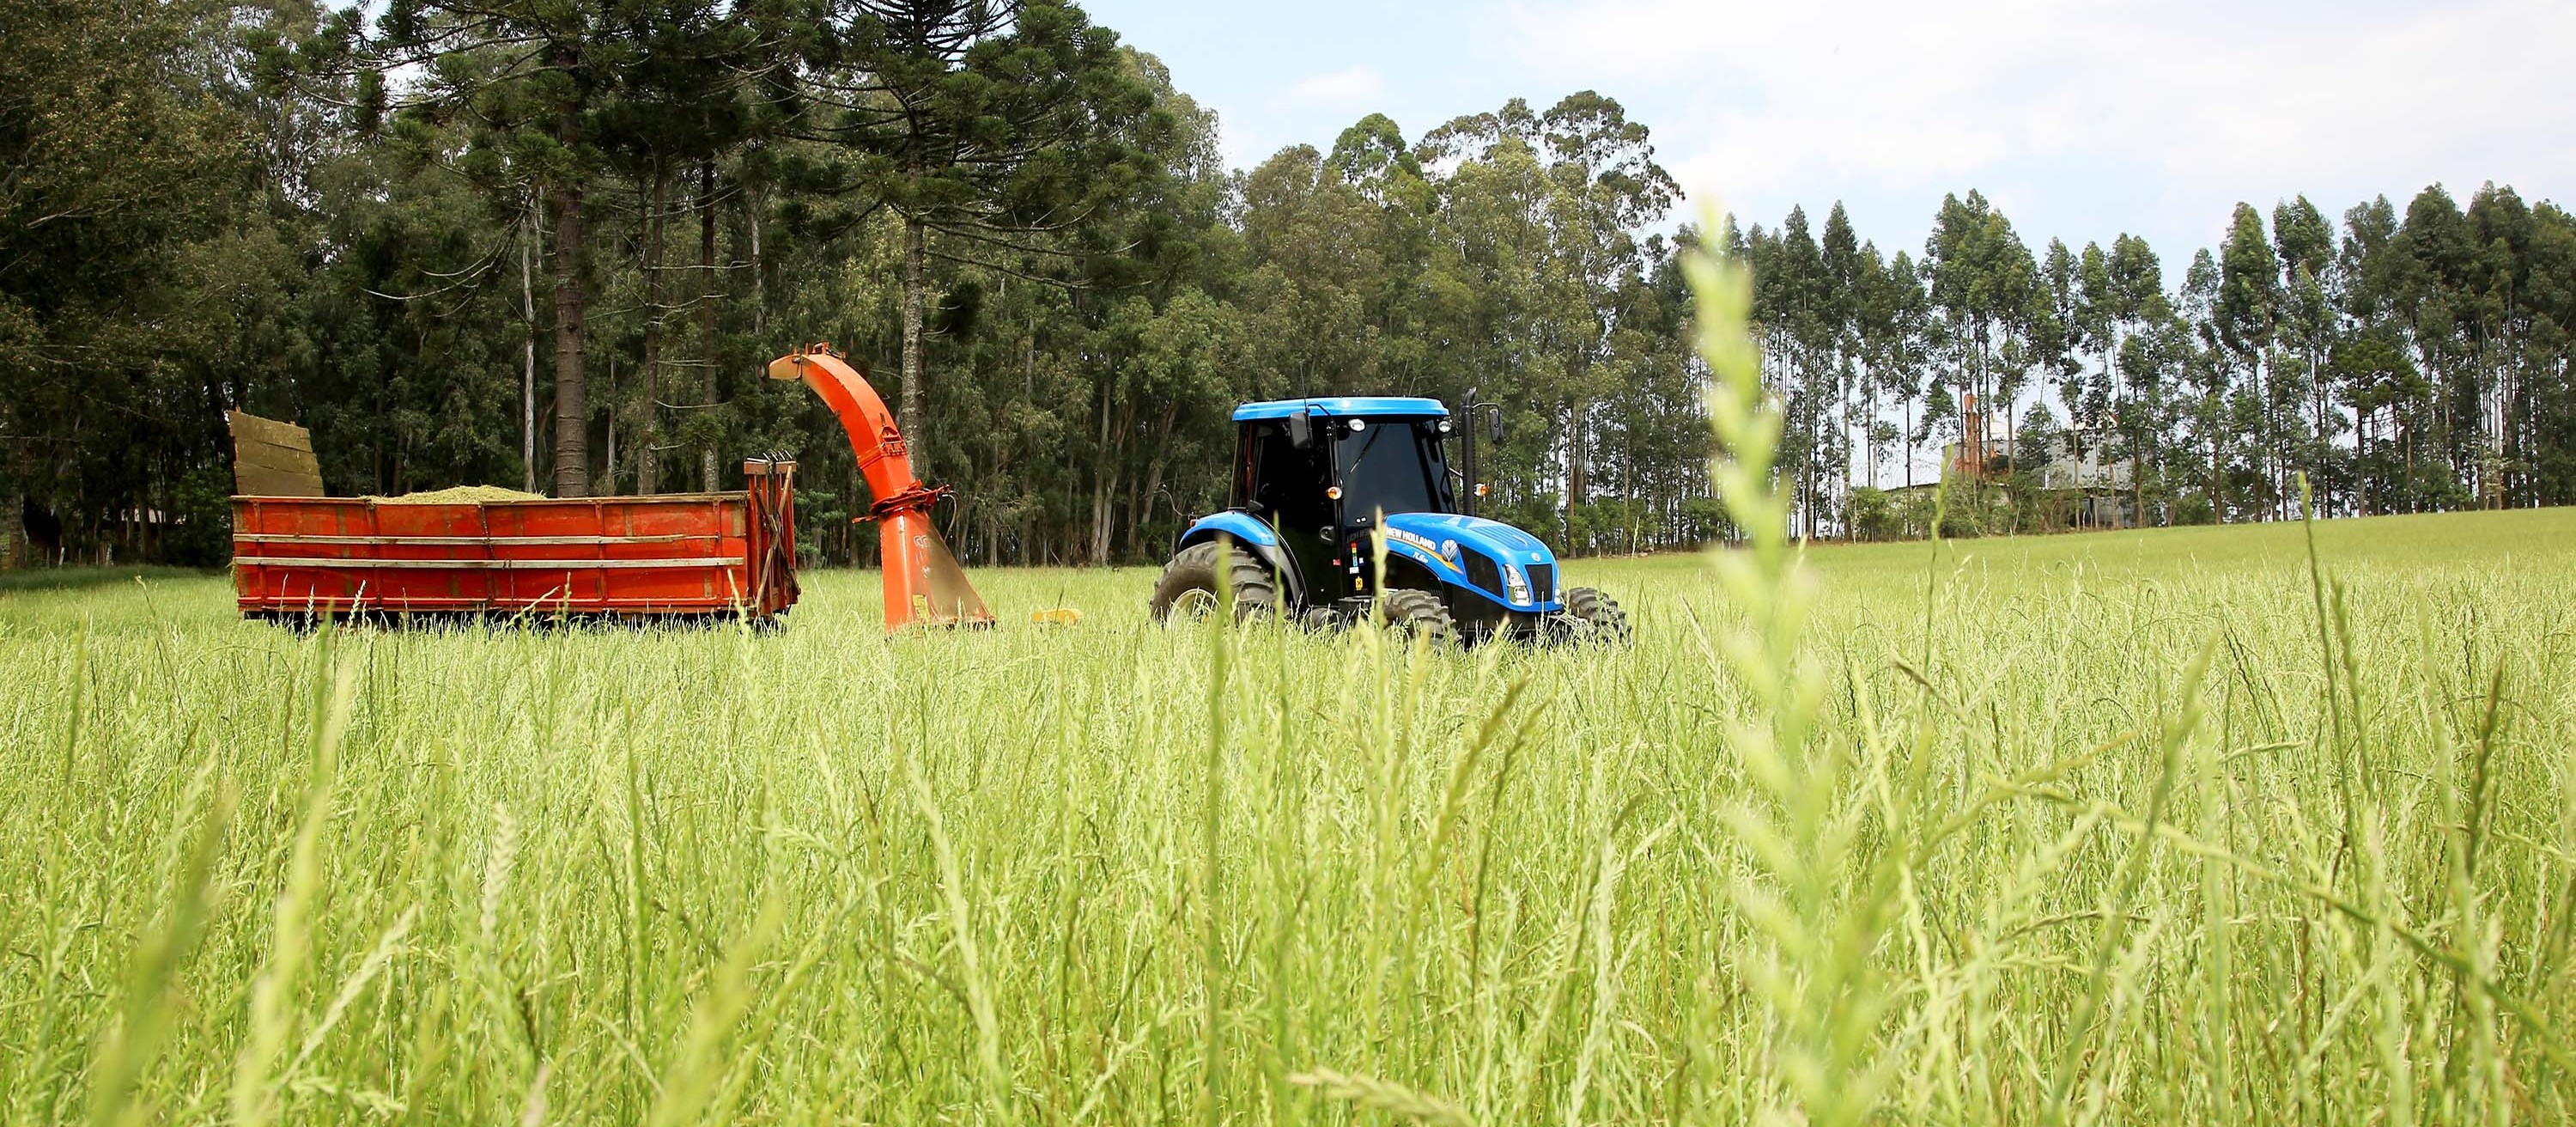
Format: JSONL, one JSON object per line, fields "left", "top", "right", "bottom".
{"left": 1527, "top": 564, "right": 1556, "bottom": 601}
{"left": 1465, "top": 552, "right": 1503, "bottom": 595}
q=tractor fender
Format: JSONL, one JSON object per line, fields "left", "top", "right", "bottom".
{"left": 1178, "top": 512, "right": 1307, "bottom": 609}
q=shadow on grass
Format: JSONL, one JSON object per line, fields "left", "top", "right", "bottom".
{"left": 0, "top": 566, "right": 223, "bottom": 594}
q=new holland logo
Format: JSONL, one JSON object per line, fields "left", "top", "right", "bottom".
{"left": 1384, "top": 527, "right": 1443, "bottom": 555}
{"left": 1383, "top": 528, "right": 1457, "bottom": 570}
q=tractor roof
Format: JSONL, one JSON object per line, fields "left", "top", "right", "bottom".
{"left": 1232, "top": 397, "right": 1449, "bottom": 422}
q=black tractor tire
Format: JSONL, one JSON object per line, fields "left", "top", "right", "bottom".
{"left": 1376, "top": 588, "right": 1456, "bottom": 645}
{"left": 1560, "top": 586, "right": 1632, "bottom": 643}
{"left": 1150, "top": 541, "right": 1279, "bottom": 624}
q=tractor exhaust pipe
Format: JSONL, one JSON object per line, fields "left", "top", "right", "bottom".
{"left": 1460, "top": 388, "right": 1500, "bottom": 517}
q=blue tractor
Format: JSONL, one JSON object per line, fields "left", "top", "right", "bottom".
{"left": 1150, "top": 394, "right": 1629, "bottom": 644}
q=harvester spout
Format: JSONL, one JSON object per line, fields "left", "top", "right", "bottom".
{"left": 768, "top": 345, "right": 994, "bottom": 631}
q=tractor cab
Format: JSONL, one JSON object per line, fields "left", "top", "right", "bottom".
{"left": 1153, "top": 396, "right": 1630, "bottom": 645}
{"left": 1233, "top": 398, "right": 1455, "bottom": 579}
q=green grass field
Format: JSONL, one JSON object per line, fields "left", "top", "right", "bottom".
{"left": 3, "top": 507, "right": 2572, "bottom": 1126}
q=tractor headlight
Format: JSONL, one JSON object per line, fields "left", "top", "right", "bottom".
{"left": 1436, "top": 419, "right": 1453, "bottom": 434}
{"left": 1504, "top": 564, "right": 1532, "bottom": 603}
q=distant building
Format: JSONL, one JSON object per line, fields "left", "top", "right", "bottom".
{"left": 2029, "top": 429, "right": 2135, "bottom": 491}
{"left": 1942, "top": 428, "right": 2133, "bottom": 489}
{"left": 1938, "top": 425, "right": 2146, "bottom": 528}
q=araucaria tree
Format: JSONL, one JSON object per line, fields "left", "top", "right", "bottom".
{"left": 380, "top": 0, "right": 638, "bottom": 496}
{"left": 792, "top": 0, "right": 1149, "bottom": 473}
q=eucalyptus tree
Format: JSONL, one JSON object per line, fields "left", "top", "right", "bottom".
{"left": 2458, "top": 184, "right": 2551, "bottom": 508}
{"left": 2214, "top": 204, "right": 2283, "bottom": 515}
{"left": 2263, "top": 197, "right": 2338, "bottom": 508}
{"left": 1415, "top": 112, "right": 1558, "bottom": 525}
{"left": 2391, "top": 186, "right": 2478, "bottom": 491}
{"left": 2179, "top": 247, "right": 2235, "bottom": 518}
{"left": 2113, "top": 295, "right": 2192, "bottom": 523}
{"left": 1845, "top": 237, "right": 1907, "bottom": 490}
{"left": 1597, "top": 232, "right": 1714, "bottom": 548}
{"left": 1065, "top": 58, "right": 1240, "bottom": 564}
{"left": 1757, "top": 206, "right": 1836, "bottom": 533}
{"left": 2038, "top": 237, "right": 2084, "bottom": 452}
{"left": 1326, "top": 113, "right": 1439, "bottom": 391}
{"left": 1868, "top": 249, "right": 1935, "bottom": 487}
{"left": 1820, "top": 204, "right": 1865, "bottom": 499}
{"left": 2081, "top": 234, "right": 2168, "bottom": 521}
{"left": 2503, "top": 197, "right": 2576, "bottom": 505}
{"left": 1238, "top": 144, "right": 1388, "bottom": 399}
{"left": 2335, "top": 195, "right": 2404, "bottom": 509}
{"left": 1405, "top": 97, "right": 1613, "bottom": 528}
{"left": 2328, "top": 323, "right": 2426, "bottom": 512}
{"left": 1542, "top": 93, "right": 1678, "bottom": 514}
{"left": 1923, "top": 191, "right": 2039, "bottom": 484}
{"left": 1421, "top": 93, "right": 1675, "bottom": 515}
{"left": 2074, "top": 244, "right": 2112, "bottom": 381}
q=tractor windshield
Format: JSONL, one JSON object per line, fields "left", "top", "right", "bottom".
{"left": 1336, "top": 419, "right": 1444, "bottom": 520}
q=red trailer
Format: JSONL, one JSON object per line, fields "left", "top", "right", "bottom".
{"left": 228, "top": 441, "right": 799, "bottom": 625}
{"left": 228, "top": 344, "right": 987, "bottom": 631}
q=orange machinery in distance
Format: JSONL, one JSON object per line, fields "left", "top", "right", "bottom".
{"left": 767, "top": 344, "right": 994, "bottom": 631}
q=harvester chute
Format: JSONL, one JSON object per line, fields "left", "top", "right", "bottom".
{"left": 768, "top": 345, "right": 994, "bottom": 631}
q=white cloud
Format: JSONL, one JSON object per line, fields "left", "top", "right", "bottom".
{"left": 1482, "top": 0, "right": 2576, "bottom": 249}
{"left": 1275, "top": 66, "right": 1388, "bottom": 110}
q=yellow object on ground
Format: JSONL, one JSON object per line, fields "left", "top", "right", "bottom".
{"left": 1029, "top": 607, "right": 1084, "bottom": 625}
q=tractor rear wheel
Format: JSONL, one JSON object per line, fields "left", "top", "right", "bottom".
{"left": 1376, "top": 588, "right": 1455, "bottom": 644}
{"left": 1151, "top": 541, "right": 1279, "bottom": 623}
{"left": 1560, "top": 586, "right": 1631, "bottom": 643}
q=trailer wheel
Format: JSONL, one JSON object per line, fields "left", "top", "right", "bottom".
{"left": 1559, "top": 586, "right": 1631, "bottom": 643}
{"left": 1151, "top": 541, "right": 1279, "bottom": 623}
{"left": 1376, "top": 588, "right": 1455, "bottom": 645}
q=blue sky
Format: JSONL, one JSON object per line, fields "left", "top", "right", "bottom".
{"left": 1081, "top": 0, "right": 2572, "bottom": 262}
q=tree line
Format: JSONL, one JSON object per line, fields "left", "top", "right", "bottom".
{"left": 1735, "top": 186, "right": 2576, "bottom": 538}
{"left": 4, "top": 0, "right": 2571, "bottom": 568}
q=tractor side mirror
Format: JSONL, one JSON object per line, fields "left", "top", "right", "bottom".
{"left": 1287, "top": 409, "right": 1314, "bottom": 450}
{"left": 1487, "top": 409, "right": 1503, "bottom": 444}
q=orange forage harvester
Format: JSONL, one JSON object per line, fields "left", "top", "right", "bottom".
{"left": 767, "top": 344, "right": 994, "bottom": 631}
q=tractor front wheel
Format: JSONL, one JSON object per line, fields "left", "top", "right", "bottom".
{"left": 1151, "top": 541, "right": 1279, "bottom": 623}
{"left": 1558, "top": 587, "right": 1631, "bottom": 643}
{"left": 1376, "top": 588, "right": 1455, "bottom": 644}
